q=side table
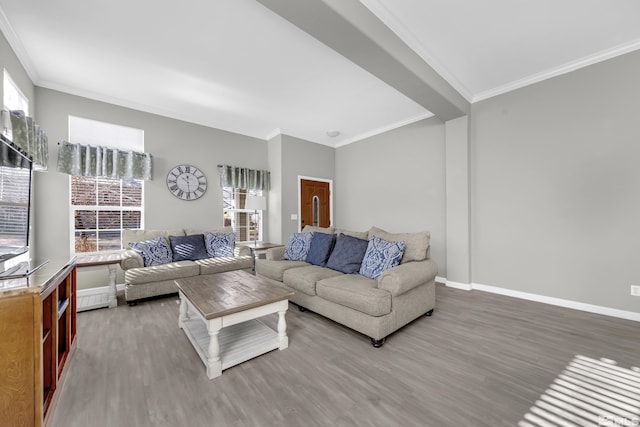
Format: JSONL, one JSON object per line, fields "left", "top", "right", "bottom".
{"left": 248, "top": 242, "right": 284, "bottom": 271}
{"left": 76, "top": 252, "right": 122, "bottom": 310}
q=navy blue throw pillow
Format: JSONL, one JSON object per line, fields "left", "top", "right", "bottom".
{"left": 325, "top": 233, "right": 369, "bottom": 274}
{"left": 169, "top": 234, "right": 209, "bottom": 262}
{"left": 305, "top": 232, "right": 335, "bottom": 266}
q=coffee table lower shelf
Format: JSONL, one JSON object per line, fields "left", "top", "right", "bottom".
{"left": 178, "top": 291, "right": 289, "bottom": 379}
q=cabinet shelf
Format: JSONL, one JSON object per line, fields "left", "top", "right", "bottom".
{"left": 0, "top": 258, "right": 76, "bottom": 427}
{"left": 42, "top": 328, "right": 51, "bottom": 344}
{"left": 57, "top": 298, "right": 69, "bottom": 318}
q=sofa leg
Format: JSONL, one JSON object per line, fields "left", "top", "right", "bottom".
{"left": 127, "top": 300, "right": 138, "bottom": 307}
{"left": 425, "top": 309, "right": 434, "bottom": 317}
{"left": 370, "top": 337, "right": 385, "bottom": 348}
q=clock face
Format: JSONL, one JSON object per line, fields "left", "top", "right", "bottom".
{"left": 166, "top": 165, "right": 207, "bottom": 200}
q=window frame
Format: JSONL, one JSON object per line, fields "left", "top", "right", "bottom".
{"left": 222, "top": 187, "right": 263, "bottom": 244}
{"left": 3, "top": 69, "right": 29, "bottom": 115}
{"left": 69, "top": 176, "right": 144, "bottom": 255}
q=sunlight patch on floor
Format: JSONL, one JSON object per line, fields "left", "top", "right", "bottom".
{"left": 519, "top": 355, "right": 640, "bottom": 427}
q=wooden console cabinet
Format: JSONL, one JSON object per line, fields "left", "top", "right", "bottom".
{"left": 0, "top": 257, "right": 77, "bottom": 427}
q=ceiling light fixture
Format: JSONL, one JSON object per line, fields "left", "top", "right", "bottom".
{"left": 326, "top": 130, "right": 340, "bottom": 138}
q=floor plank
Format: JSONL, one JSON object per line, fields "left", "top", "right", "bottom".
{"left": 49, "top": 284, "right": 640, "bottom": 427}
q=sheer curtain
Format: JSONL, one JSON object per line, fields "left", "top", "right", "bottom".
{"left": 56, "top": 140, "right": 153, "bottom": 180}
{"left": 217, "top": 164, "right": 270, "bottom": 191}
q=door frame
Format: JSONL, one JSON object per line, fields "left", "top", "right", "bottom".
{"left": 297, "top": 175, "right": 333, "bottom": 232}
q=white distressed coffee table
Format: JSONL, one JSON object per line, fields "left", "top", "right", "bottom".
{"left": 175, "top": 270, "right": 294, "bottom": 379}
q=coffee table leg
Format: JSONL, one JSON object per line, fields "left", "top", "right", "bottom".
{"left": 178, "top": 293, "right": 189, "bottom": 329}
{"left": 206, "top": 319, "right": 222, "bottom": 379}
{"left": 278, "top": 310, "right": 288, "bottom": 350}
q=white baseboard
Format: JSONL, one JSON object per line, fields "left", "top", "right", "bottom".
{"left": 472, "top": 282, "right": 640, "bottom": 323}
{"left": 444, "top": 280, "right": 473, "bottom": 291}
{"left": 437, "top": 276, "right": 639, "bottom": 323}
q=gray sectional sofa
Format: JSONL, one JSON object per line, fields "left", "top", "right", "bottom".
{"left": 120, "top": 227, "right": 253, "bottom": 305}
{"left": 256, "top": 226, "right": 437, "bottom": 347}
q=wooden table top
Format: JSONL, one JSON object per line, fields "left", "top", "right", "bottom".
{"left": 246, "top": 242, "right": 284, "bottom": 251}
{"left": 175, "top": 270, "right": 294, "bottom": 320}
{"left": 76, "top": 252, "right": 122, "bottom": 267}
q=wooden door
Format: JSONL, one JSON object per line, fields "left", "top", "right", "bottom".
{"left": 300, "top": 179, "right": 331, "bottom": 230}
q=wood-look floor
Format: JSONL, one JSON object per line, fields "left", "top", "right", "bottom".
{"left": 49, "top": 284, "right": 639, "bottom": 427}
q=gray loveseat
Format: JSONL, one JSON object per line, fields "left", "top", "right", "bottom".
{"left": 120, "top": 227, "right": 253, "bottom": 305}
{"left": 256, "top": 226, "right": 437, "bottom": 347}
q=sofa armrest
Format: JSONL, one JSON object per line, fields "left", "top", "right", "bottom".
{"left": 377, "top": 259, "right": 438, "bottom": 296}
{"left": 266, "top": 246, "right": 285, "bottom": 260}
{"left": 120, "top": 249, "right": 144, "bottom": 270}
{"left": 236, "top": 245, "right": 252, "bottom": 257}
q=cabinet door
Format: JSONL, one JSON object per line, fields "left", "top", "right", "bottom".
{"left": 0, "top": 294, "right": 38, "bottom": 426}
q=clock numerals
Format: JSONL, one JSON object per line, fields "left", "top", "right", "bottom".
{"left": 167, "top": 165, "right": 207, "bottom": 201}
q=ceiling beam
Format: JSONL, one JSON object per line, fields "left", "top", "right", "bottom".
{"left": 256, "top": 0, "right": 469, "bottom": 121}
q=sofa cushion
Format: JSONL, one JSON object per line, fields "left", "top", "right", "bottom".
{"left": 256, "top": 259, "right": 309, "bottom": 282}
{"left": 305, "top": 232, "right": 335, "bottom": 267}
{"left": 316, "top": 274, "right": 391, "bottom": 317}
{"left": 334, "top": 228, "right": 369, "bottom": 240}
{"left": 283, "top": 265, "right": 343, "bottom": 296}
{"left": 124, "top": 260, "right": 199, "bottom": 285}
{"left": 128, "top": 237, "right": 173, "bottom": 267}
{"left": 169, "top": 234, "right": 209, "bottom": 262}
{"left": 185, "top": 226, "right": 232, "bottom": 236}
{"left": 204, "top": 231, "right": 236, "bottom": 257}
{"left": 302, "top": 225, "right": 334, "bottom": 234}
{"left": 196, "top": 256, "right": 253, "bottom": 275}
{"left": 369, "top": 226, "right": 430, "bottom": 264}
{"left": 122, "top": 229, "right": 185, "bottom": 249}
{"left": 359, "top": 235, "right": 406, "bottom": 280}
{"left": 283, "top": 232, "right": 314, "bottom": 261}
{"left": 325, "top": 234, "right": 368, "bottom": 274}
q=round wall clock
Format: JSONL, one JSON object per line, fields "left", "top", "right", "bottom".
{"left": 166, "top": 165, "right": 207, "bottom": 200}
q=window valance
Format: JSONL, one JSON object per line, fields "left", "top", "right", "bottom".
{"left": 56, "top": 140, "right": 153, "bottom": 180}
{"left": 217, "top": 164, "right": 270, "bottom": 191}
{"left": 3, "top": 110, "right": 49, "bottom": 170}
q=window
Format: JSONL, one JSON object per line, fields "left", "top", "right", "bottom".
{"left": 69, "top": 117, "right": 144, "bottom": 254}
{"left": 3, "top": 70, "right": 29, "bottom": 114}
{"left": 3, "top": 69, "right": 29, "bottom": 140}
{"left": 223, "top": 187, "right": 262, "bottom": 243}
{"left": 71, "top": 177, "right": 142, "bottom": 253}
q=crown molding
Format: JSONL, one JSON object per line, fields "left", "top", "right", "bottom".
{"left": 0, "top": 5, "right": 39, "bottom": 83}
{"left": 360, "top": 0, "right": 474, "bottom": 102}
{"left": 473, "top": 38, "right": 640, "bottom": 103}
{"left": 333, "top": 111, "right": 433, "bottom": 148}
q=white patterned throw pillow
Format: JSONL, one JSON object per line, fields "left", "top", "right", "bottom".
{"left": 204, "top": 231, "right": 236, "bottom": 257}
{"left": 359, "top": 235, "right": 406, "bottom": 280}
{"left": 283, "top": 232, "right": 314, "bottom": 261}
{"left": 129, "top": 237, "right": 173, "bottom": 267}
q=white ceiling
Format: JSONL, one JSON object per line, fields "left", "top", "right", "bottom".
{"left": 1, "top": 0, "right": 639, "bottom": 147}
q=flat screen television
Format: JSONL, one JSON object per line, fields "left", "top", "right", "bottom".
{"left": 0, "top": 134, "right": 32, "bottom": 264}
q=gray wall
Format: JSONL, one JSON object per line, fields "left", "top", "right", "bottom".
{"left": 334, "top": 118, "right": 446, "bottom": 275}
{"left": 269, "top": 134, "right": 335, "bottom": 243}
{"left": 470, "top": 49, "right": 640, "bottom": 312}
{"left": 34, "top": 88, "right": 267, "bottom": 288}
{"left": 266, "top": 134, "right": 282, "bottom": 243}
